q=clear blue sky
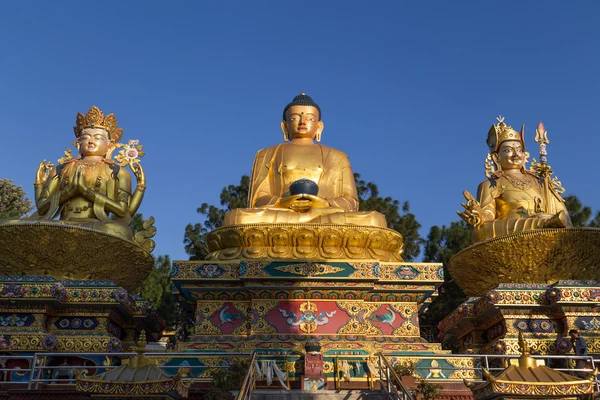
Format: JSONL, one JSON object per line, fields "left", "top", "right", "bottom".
{"left": 1, "top": 2, "right": 599, "bottom": 261}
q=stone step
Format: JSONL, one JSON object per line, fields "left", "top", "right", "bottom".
{"left": 251, "top": 389, "right": 388, "bottom": 400}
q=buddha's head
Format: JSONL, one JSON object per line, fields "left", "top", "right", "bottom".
{"left": 487, "top": 118, "right": 527, "bottom": 171}
{"left": 74, "top": 106, "right": 123, "bottom": 158}
{"left": 281, "top": 93, "right": 324, "bottom": 142}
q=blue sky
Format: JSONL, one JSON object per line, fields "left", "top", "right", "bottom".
{"left": 1, "top": 2, "right": 599, "bottom": 261}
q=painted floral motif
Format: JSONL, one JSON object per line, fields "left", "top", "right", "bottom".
{"left": 0, "top": 314, "right": 31, "bottom": 327}
{"left": 194, "top": 264, "right": 226, "bottom": 278}
{"left": 113, "top": 288, "right": 128, "bottom": 303}
{"left": 544, "top": 287, "right": 562, "bottom": 303}
{"left": 51, "top": 283, "right": 66, "bottom": 299}
{"left": 239, "top": 262, "right": 249, "bottom": 277}
{"left": 394, "top": 265, "right": 419, "bottom": 280}
{"left": 279, "top": 301, "right": 336, "bottom": 333}
{"left": 41, "top": 335, "right": 56, "bottom": 350}
{"left": 1, "top": 284, "right": 27, "bottom": 298}
{"left": 108, "top": 337, "right": 123, "bottom": 353}
{"left": 273, "top": 263, "right": 344, "bottom": 277}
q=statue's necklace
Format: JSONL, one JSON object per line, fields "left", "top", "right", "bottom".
{"left": 500, "top": 171, "right": 535, "bottom": 190}
{"left": 76, "top": 159, "right": 101, "bottom": 171}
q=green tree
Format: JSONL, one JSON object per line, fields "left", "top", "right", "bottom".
{"left": 564, "top": 194, "right": 600, "bottom": 227}
{"left": 184, "top": 175, "right": 249, "bottom": 260}
{"left": 184, "top": 174, "right": 423, "bottom": 260}
{"left": 355, "top": 173, "right": 423, "bottom": 260}
{"left": 422, "top": 221, "right": 471, "bottom": 340}
{"left": 0, "top": 179, "right": 32, "bottom": 219}
{"left": 130, "top": 213, "right": 182, "bottom": 331}
{"left": 139, "top": 254, "right": 180, "bottom": 329}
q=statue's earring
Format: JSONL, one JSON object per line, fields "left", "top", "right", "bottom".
{"left": 283, "top": 131, "right": 289, "bottom": 142}
{"left": 315, "top": 132, "right": 322, "bottom": 143}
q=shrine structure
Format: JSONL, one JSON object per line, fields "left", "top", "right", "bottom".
{"left": 441, "top": 118, "right": 600, "bottom": 378}
{"left": 0, "top": 106, "right": 163, "bottom": 383}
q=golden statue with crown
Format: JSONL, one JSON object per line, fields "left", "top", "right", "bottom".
{"left": 0, "top": 106, "right": 155, "bottom": 290}
{"left": 457, "top": 116, "right": 571, "bottom": 243}
{"left": 449, "top": 117, "right": 600, "bottom": 296}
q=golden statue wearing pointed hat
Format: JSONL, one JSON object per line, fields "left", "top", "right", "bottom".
{"left": 458, "top": 117, "right": 571, "bottom": 243}
{"left": 224, "top": 93, "right": 386, "bottom": 227}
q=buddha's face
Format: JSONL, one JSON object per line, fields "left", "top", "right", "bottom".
{"left": 282, "top": 105, "right": 324, "bottom": 140}
{"left": 496, "top": 140, "right": 525, "bottom": 170}
{"left": 79, "top": 128, "right": 110, "bottom": 157}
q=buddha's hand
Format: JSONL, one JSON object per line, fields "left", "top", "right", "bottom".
{"left": 35, "top": 160, "right": 54, "bottom": 186}
{"left": 457, "top": 190, "right": 484, "bottom": 227}
{"left": 278, "top": 194, "right": 330, "bottom": 213}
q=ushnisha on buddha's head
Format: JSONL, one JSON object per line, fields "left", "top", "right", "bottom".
{"left": 73, "top": 106, "right": 123, "bottom": 159}
{"left": 281, "top": 93, "right": 324, "bottom": 143}
{"left": 486, "top": 119, "right": 527, "bottom": 171}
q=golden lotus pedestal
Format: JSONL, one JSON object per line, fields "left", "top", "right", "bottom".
{"left": 442, "top": 229, "right": 600, "bottom": 357}
{"left": 0, "top": 222, "right": 154, "bottom": 292}
{"left": 448, "top": 228, "right": 600, "bottom": 297}
{"left": 204, "top": 223, "right": 404, "bottom": 261}
{"left": 0, "top": 222, "right": 163, "bottom": 382}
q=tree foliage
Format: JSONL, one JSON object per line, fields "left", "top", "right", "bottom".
{"left": 354, "top": 173, "right": 423, "bottom": 260}
{"left": 0, "top": 179, "right": 32, "bottom": 219}
{"left": 184, "top": 175, "right": 249, "bottom": 260}
{"left": 184, "top": 174, "right": 424, "bottom": 260}
{"left": 139, "top": 254, "right": 180, "bottom": 329}
{"left": 564, "top": 194, "right": 600, "bottom": 227}
{"left": 131, "top": 214, "right": 182, "bottom": 331}
{"left": 422, "top": 221, "right": 471, "bottom": 340}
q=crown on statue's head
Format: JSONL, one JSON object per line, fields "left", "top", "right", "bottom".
{"left": 486, "top": 116, "right": 525, "bottom": 153}
{"left": 74, "top": 106, "right": 123, "bottom": 143}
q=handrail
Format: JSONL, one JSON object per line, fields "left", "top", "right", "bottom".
{"left": 0, "top": 350, "right": 595, "bottom": 393}
{"left": 236, "top": 351, "right": 257, "bottom": 400}
{"left": 378, "top": 353, "right": 415, "bottom": 400}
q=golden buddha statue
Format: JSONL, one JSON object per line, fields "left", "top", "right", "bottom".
{"left": 29, "top": 106, "right": 146, "bottom": 241}
{"left": 224, "top": 93, "right": 386, "bottom": 227}
{"left": 458, "top": 117, "right": 571, "bottom": 243}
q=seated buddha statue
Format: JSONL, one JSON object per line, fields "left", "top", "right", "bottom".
{"left": 224, "top": 93, "right": 386, "bottom": 227}
{"left": 458, "top": 117, "right": 571, "bottom": 243}
{"left": 27, "top": 106, "right": 146, "bottom": 241}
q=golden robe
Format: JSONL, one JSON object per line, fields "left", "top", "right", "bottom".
{"left": 224, "top": 143, "right": 386, "bottom": 226}
{"left": 472, "top": 171, "right": 570, "bottom": 242}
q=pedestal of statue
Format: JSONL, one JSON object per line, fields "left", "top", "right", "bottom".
{"left": 440, "top": 281, "right": 600, "bottom": 356}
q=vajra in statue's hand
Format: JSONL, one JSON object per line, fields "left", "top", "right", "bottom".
{"left": 457, "top": 190, "right": 484, "bottom": 227}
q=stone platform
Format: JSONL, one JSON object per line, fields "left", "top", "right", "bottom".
{"left": 171, "top": 259, "right": 444, "bottom": 355}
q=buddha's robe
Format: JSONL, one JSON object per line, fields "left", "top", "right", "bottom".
{"left": 224, "top": 143, "right": 386, "bottom": 227}
{"left": 472, "top": 171, "right": 570, "bottom": 243}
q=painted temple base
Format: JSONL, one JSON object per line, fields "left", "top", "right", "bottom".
{"left": 204, "top": 223, "right": 404, "bottom": 262}
{"left": 448, "top": 228, "right": 600, "bottom": 296}
{"left": 172, "top": 259, "right": 444, "bottom": 356}
{"left": 0, "top": 222, "right": 154, "bottom": 291}
{"left": 439, "top": 281, "right": 600, "bottom": 356}
{"left": 0, "top": 275, "right": 163, "bottom": 383}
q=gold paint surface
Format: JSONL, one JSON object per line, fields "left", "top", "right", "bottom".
{"left": 0, "top": 223, "right": 153, "bottom": 291}
{"left": 448, "top": 228, "right": 600, "bottom": 296}
{"left": 205, "top": 223, "right": 404, "bottom": 261}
